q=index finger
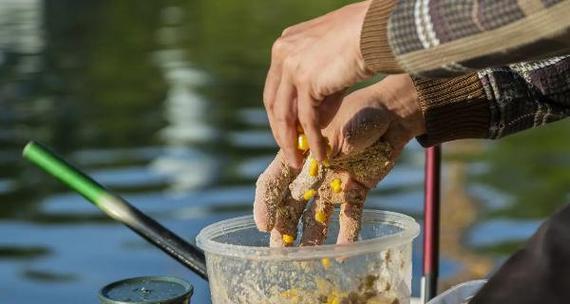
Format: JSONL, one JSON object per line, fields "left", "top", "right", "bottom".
{"left": 298, "top": 92, "right": 327, "bottom": 162}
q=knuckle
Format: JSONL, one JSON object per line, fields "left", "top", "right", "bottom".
{"left": 281, "top": 26, "right": 295, "bottom": 37}
{"left": 271, "top": 38, "right": 287, "bottom": 57}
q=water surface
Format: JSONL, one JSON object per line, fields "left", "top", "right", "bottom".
{"left": 0, "top": 1, "right": 568, "bottom": 303}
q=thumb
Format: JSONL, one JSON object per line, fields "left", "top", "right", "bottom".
{"left": 323, "top": 90, "right": 391, "bottom": 158}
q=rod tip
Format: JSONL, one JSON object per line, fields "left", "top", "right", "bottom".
{"left": 22, "top": 141, "right": 37, "bottom": 158}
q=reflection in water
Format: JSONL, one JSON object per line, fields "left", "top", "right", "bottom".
{"left": 151, "top": 6, "right": 217, "bottom": 193}
{"left": 0, "top": 1, "right": 567, "bottom": 303}
{"left": 0, "top": 0, "right": 43, "bottom": 74}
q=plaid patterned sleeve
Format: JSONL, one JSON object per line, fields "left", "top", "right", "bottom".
{"left": 482, "top": 55, "right": 570, "bottom": 139}
{"left": 414, "top": 56, "right": 570, "bottom": 146}
{"left": 361, "top": 0, "right": 570, "bottom": 77}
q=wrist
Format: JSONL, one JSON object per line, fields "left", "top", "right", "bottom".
{"left": 412, "top": 74, "right": 490, "bottom": 146}
{"left": 359, "top": 0, "right": 403, "bottom": 74}
{"left": 376, "top": 75, "right": 426, "bottom": 137}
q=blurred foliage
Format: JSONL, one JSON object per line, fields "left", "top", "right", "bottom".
{"left": 475, "top": 240, "right": 525, "bottom": 256}
{"left": 474, "top": 121, "right": 570, "bottom": 219}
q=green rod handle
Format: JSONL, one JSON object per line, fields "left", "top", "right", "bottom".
{"left": 23, "top": 142, "right": 106, "bottom": 205}
{"left": 22, "top": 141, "right": 208, "bottom": 280}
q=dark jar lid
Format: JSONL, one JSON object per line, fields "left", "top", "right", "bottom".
{"left": 98, "top": 276, "right": 193, "bottom": 304}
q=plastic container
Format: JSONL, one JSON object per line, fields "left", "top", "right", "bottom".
{"left": 426, "top": 280, "right": 487, "bottom": 304}
{"left": 98, "top": 276, "right": 193, "bottom": 304}
{"left": 197, "top": 209, "right": 420, "bottom": 304}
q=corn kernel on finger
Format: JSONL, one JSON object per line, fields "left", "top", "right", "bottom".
{"left": 270, "top": 194, "right": 307, "bottom": 247}
{"left": 254, "top": 152, "right": 297, "bottom": 232}
{"left": 309, "top": 158, "right": 319, "bottom": 177}
{"left": 297, "top": 134, "right": 309, "bottom": 152}
{"left": 290, "top": 154, "right": 325, "bottom": 201}
{"left": 330, "top": 178, "right": 342, "bottom": 193}
{"left": 317, "top": 172, "right": 356, "bottom": 205}
{"left": 300, "top": 197, "right": 334, "bottom": 246}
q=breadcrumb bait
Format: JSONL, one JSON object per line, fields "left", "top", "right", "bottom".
{"left": 290, "top": 153, "right": 325, "bottom": 201}
{"left": 330, "top": 141, "right": 393, "bottom": 188}
{"left": 254, "top": 153, "right": 295, "bottom": 231}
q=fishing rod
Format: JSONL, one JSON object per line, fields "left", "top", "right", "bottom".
{"left": 22, "top": 141, "right": 209, "bottom": 281}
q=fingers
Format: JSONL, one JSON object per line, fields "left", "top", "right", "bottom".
{"left": 299, "top": 171, "right": 353, "bottom": 246}
{"left": 382, "top": 124, "right": 415, "bottom": 158}
{"left": 269, "top": 194, "right": 307, "bottom": 247}
{"left": 298, "top": 91, "right": 327, "bottom": 162}
{"left": 317, "top": 169, "right": 367, "bottom": 245}
{"left": 337, "top": 200, "right": 365, "bottom": 245}
{"left": 289, "top": 154, "right": 325, "bottom": 201}
{"left": 300, "top": 196, "right": 334, "bottom": 246}
{"left": 318, "top": 92, "right": 345, "bottom": 128}
{"left": 272, "top": 76, "right": 303, "bottom": 169}
{"left": 262, "top": 63, "right": 281, "bottom": 114}
{"left": 339, "top": 107, "right": 389, "bottom": 155}
{"left": 253, "top": 152, "right": 297, "bottom": 232}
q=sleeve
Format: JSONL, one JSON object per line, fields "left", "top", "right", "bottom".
{"left": 414, "top": 55, "right": 570, "bottom": 146}
{"left": 360, "top": 0, "right": 570, "bottom": 78}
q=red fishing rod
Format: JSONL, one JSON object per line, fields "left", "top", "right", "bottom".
{"left": 422, "top": 145, "right": 441, "bottom": 303}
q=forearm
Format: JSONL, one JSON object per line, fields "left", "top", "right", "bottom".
{"left": 361, "top": 0, "right": 570, "bottom": 77}
{"left": 415, "top": 56, "right": 570, "bottom": 146}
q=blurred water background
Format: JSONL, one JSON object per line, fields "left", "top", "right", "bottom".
{"left": 0, "top": 0, "right": 568, "bottom": 303}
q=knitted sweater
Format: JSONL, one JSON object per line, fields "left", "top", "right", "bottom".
{"left": 360, "top": 0, "right": 570, "bottom": 146}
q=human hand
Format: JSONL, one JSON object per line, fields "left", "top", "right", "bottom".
{"left": 264, "top": 1, "right": 374, "bottom": 169}
{"left": 254, "top": 74, "right": 425, "bottom": 247}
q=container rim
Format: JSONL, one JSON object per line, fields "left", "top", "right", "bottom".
{"left": 98, "top": 276, "right": 193, "bottom": 304}
{"left": 196, "top": 209, "right": 420, "bottom": 261}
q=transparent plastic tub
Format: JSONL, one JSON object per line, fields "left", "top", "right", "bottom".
{"left": 196, "top": 210, "right": 420, "bottom": 304}
{"left": 426, "top": 280, "right": 487, "bottom": 304}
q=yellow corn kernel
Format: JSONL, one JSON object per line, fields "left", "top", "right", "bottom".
{"left": 321, "top": 257, "right": 331, "bottom": 270}
{"left": 322, "top": 159, "right": 330, "bottom": 168}
{"left": 330, "top": 178, "right": 342, "bottom": 193}
{"left": 303, "top": 189, "right": 317, "bottom": 201}
{"left": 297, "top": 134, "right": 309, "bottom": 152}
{"left": 309, "top": 158, "right": 319, "bottom": 177}
{"left": 280, "top": 288, "right": 300, "bottom": 301}
{"left": 315, "top": 210, "right": 327, "bottom": 224}
{"left": 327, "top": 295, "right": 340, "bottom": 304}
{"left": 282, "top": 234, "right": 295, "bottom": 245}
